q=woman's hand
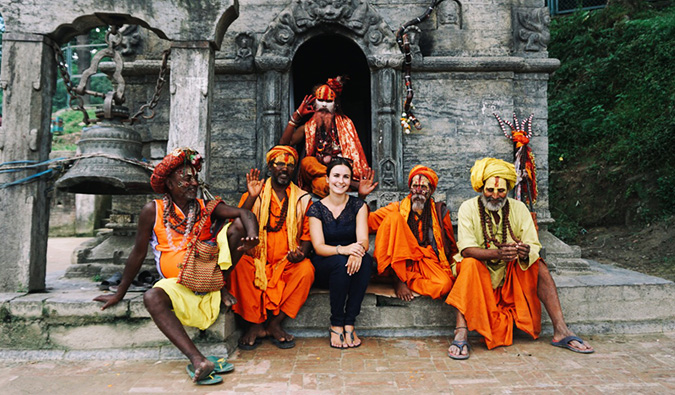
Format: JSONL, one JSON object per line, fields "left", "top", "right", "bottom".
{"left": 339, "top": 242, "right": 365, "bottom": 257}
{"left": 345, "top": 255, "right": 363, "bottom": 276}
{"left": 246, "top": 168, "right": 264, "bottom": 199}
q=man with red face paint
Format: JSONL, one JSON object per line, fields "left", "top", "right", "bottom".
{"left": 279, "top": 76, "right": 369, "bottom": 198}
{"left": 445, "top": 157, "right": 593, "bottom": 360}
{"left": 228, "top": 146, "right": 315, "bottom": 350}
{"left": 366, "top": 166, "right": 459, "bottom": 302}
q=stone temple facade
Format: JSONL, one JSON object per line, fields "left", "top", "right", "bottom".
{"left": 0, "top": 0, "right": 558, "bottom": 292}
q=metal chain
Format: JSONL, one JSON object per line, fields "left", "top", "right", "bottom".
{"left": 51, "top": 42, "right": 92, "bottom": 125}
{"left": 128, "top": 49, "right": 171, "bottom": 124}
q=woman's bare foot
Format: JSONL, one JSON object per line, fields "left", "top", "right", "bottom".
{"left": 329, "top": 326, "right": 347, "bottom": 349}
{"left": 344, "top": 325, "right": 361, "bottom": 348}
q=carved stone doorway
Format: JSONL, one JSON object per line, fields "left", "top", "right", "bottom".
{"left": 291, "top": 34, "right": 372, "bottom": 165}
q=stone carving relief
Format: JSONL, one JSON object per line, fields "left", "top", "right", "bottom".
{"left": 235, "top": 32, "right": 255, "bottom": 61}
{"left": 437, "top": 0, "right": 461, "bottom": 29}
{"left": 119, "top": 25, "right": 142, "bottom": 56}
{"left": 257, "top": 0, "right": 400, "bottom": 69}
{"left": 515, "top": 7, "right": 551, "bottom": 52}
{"left": 380, "top": 159, "right": 397, "bottom": 189}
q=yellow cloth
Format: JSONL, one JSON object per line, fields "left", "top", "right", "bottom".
{"left": 248, "top": 180, "right": 306, "bottom": 290}
{"left": 454, "top": 196, "right": 541, "bottom": 288}
{"left": 215, "top": 222, "right": 233, "bottom": 270}
{"left": 153, "top": 278, "right": 221, "bottom": 330}
{"left": 470, "top": 157, "right": 517, "bottom": 192}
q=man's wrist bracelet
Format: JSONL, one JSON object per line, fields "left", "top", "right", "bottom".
{"left": 336, "top": 245, "right": 341, "bottom": 255}
{"left": 288, "top": 119, "right": 298, "bottom": 127}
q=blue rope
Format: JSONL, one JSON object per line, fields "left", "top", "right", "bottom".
{"left": 0, "top": 168, "right": 55, "bottom": 189}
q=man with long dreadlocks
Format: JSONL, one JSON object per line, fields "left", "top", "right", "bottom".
{"left": 279, "top": 76, "right": 369, "bottom": 198}
{"left": 228, "top": 145, "right": 315, "bottom": 350}
{"left": 94, "top": 147, "right": 260, "bottom": 384}
{"left": 445, "top": 157, "right": 593, "bottom": 360}
{"left": 365, "top": 165, "right": 459, "bottom": 302}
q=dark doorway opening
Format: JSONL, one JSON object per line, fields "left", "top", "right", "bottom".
{"left": 291, "top": 34, "right": 372, "bottom": 165}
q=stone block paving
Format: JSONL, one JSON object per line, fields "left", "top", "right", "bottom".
{"left": 1, "top": 332, "right": 674, "bottom": 394}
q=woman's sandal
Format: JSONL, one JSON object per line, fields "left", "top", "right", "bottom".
{"left": 329, "top": 327, "right": 347, "bottom": 349}
{"left": 344, "top": 329, "right": 361, "bottom": 348}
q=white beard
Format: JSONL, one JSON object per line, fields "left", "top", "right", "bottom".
{"left": 481, "top": 194, "right": 506, "bottom": 212}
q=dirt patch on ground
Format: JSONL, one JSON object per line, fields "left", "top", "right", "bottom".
{"left": 577, "top": 219, "right": 675, "bottom": 282}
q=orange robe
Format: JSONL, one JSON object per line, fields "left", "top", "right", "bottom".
{"left": 369, "top": 197, "right": 459, "bottom": 299}
{"left": 228, "top": 187, "right": 315, "bottom": 324}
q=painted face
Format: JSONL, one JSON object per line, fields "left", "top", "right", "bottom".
{"left": 410, "top": 174, "right": 432, "bottom": 213}
{"left": 314, "top": 98, "right": 335, "bottom": 114}
{"left": 167, "top": 165, "right": 199, "bottom": 200}
{"left": 268, "top": 153, "right": 297, "bottom": 187}
{"left": 482, "top": 176, "right": 508, "bottom": 211}
{"left": 326, "top": 164, "right": 352, "bottom": 195}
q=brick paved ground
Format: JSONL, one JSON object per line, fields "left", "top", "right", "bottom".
{"left": 1, "top": 332, "right": 674, "bottom": 394}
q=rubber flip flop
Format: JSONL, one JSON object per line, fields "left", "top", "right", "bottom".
{"left": 270, "top": 337, "right": 296, "bottom": 349}
{"left": 551, "top": 335, "right": 594, "bottom": 354}
{"left": 238, "top": 337, "right": 263, "bottom": 351}
{"left": 447, "top": 340, "right": 470, "bottom": 360}
{"left": 185, "top": 364, "right": 223, "bottom": 385}
{"left": 98, "top": 272, "right": 122, "bottom": 291}
{"left": 207, "top": 356, "right": 234, "bottom": 374}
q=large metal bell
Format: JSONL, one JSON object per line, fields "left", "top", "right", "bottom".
{"left": 56, "top": 106, "right": 153, "bottom": 195}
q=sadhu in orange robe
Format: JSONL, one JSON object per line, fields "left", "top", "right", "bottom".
{"left": 368, "top": 196, "right": 459, "bottom": 299}
{"left": 446, "top": 196, "right": 542, "bottom": 349}
{"left": 228, "top": 182, "right": 315, "bottom": 324}
{"left": 299, "top": 114, "right": 369, "bottom": 197}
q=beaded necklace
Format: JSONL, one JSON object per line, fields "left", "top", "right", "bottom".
{"left": 265, "top": 195, "right": 289, "bottom": 233}
{"left": 478, "top": 197, "right": 521, "bottom": 249}
{"left": 408, "top": 201, "right": 432, "bottom": 247}
{"left": 162, "top": 194, "right": 200, "bottom": 251}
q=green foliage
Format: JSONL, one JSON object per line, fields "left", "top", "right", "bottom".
{"left": 51, "top": 108, "right": 96, "bottom": 151}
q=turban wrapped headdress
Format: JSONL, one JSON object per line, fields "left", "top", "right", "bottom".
{"left": 266, "top": 145, "right": 298, "bottom": 165}
{"left": 408, "top": 165, "right": 439, "bottom": 192}
{"left": 470, "top": 157, "right": 517, "bottom": 192}
{"left": 150, "top": 147, "right": 203, "bottom": 194}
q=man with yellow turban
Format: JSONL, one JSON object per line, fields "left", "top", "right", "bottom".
{"left": 445, "top": 157, "right": 593, "bottom": 360}
{"left": 94, "top": 147, "right": 260, "bottom": 384}
{"left": 279, "top": 76, "right": 370, "bottom": 197}
{"left": 228, "top": 145, "right": 315, "bottom": 350}
{"left": 365, "top": 165, "right": 459, "bottom": 302}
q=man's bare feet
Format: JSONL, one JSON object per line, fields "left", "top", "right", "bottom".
{"left": 447, "top": 326, "right": 470, "bottom": 360}
{"left": 552, "top": 329, "right": 594, "bottom": 353}
{"left": 394, "top": 278, "right": 415, "bottom": 301}
{"left": 329, "top": 326, "right": 347, "bottom": 349}
{"left": 190, "top": 356, "right": 215, "bottom": 382}
{"left": 238, "top": 323, "right": 266, "bottom": 349}
{"left": 344, "top": 325, "right": 361, "bottom": 348}
{"left": 221, "top": 289, "right": 237, "bottom": 311}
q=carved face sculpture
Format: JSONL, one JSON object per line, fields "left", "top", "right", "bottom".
{"left": 315, "top": 0, "right": 350, "bottom": 21}
{"left": 438, "top": 0, "right": 460, "bottom": 26}
{"left": 481, "top": 176, "right": 508, "bottom": 211}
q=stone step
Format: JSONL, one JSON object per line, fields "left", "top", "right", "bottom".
{"left": 1, "top": 261, "right": 672, "bottom": 359}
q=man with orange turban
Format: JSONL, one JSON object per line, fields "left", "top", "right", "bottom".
{"left": 365, "top": 165, "right": 459, "bottom": 302}
{"left": 228, "top": 145, "right": 315, "bottom": 350}
{"left": 94, "top": 147, "right": 260, "bottom": 384}
{"left": 279, "top": 76, "right": 369, "bottom": 197}
{"left": 445, "top": 157, "right": 593, "bottom": 360}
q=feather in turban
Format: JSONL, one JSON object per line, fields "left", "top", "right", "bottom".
{"left": 150, "top": 147, "right": 203, "bottom": 194}
{"left": 408, "top": 165, "right": 439, "bottom": 191}
{"left": 266, "top": 145, "right": 298, "bottom": 165}
{"left": 470, "top": 157, "right": 517, "bottom": 192}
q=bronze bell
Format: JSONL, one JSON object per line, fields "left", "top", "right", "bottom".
{"left": 55, "top": 104, "right": 153, "bottom": 195}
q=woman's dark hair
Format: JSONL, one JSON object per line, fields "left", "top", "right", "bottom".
{"left": 326, "top": 156, "right": 353, "bottom": 179}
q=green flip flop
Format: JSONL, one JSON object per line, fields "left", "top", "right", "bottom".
{"left": 185, "top": 364, "right": 223, "bottom": 385}
{"left": 207, "top": 356, "right": 234, "bottom": 374}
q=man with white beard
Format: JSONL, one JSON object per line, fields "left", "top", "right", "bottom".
{"left": 279, "top": 76, "right": 369, "bottom": 198}
{"left": 445, "top": 157, "right": 593, "bottom": 360}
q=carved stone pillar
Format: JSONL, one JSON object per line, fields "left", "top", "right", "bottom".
{"left": 255, "top": 57, "right": 289, "bottom": 168}
{"left": 0, "top": 34, "right": 56, "bottom": 292}
{"left": 168, "top": 42, "right": 215, "bottom": 181}
{"left": 371, "top": 65, "right": 403, "bottom": 193}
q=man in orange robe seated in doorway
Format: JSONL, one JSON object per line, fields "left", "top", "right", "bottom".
{"left": 366, "top": 165, "right": 459, "bottom": 301}
{"left": 228, "top": 146, "right": 315, "bottom": 350}
{"left": 445, "top": 157, "right": 594, "bottom": 360}
{"left": 279, "top": 76, "right": 369, "bottom": 197}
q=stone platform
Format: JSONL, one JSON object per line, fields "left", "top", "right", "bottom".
{"left": 1, "top": 258, "right": 673, "bottom": 361}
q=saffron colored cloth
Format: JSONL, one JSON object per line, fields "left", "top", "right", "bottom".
{"left": 454, "top": 196, "right": 541, "bottom": 289}
{"left": 227, "top": 184, "right": 315, "bottom": 324}
{"left": 369, "top": 197, "right": 459, "bottom": 299}
{"left": 153, "top": 277, "right": 222, "bottom": 330}
{"left": 151, "top": 199, "right": 215, "bottom": 279}
{"left": 304, "top": 113, "right": 369, "bottom": 179}
{"left": 408, "top": 165, "right": 439, "bottom": 190}
{"left": 445, "top": 257, "right": 542, "bottom": 349}
{"left": 298, "top": 156, "right": 329, "bottom": 198}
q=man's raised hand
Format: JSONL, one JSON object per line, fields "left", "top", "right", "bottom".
{"left": 358, "top": 167, "right": 378, "bottom": 199}
{"left": 246, "top": 168, "right": 264, "bottom": 198}
{"left": 297, "top": 95, "right": 316, "bottom": 117}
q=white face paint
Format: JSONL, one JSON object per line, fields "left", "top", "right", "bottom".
{"left": 314, "top": 98, "right": 335, "bottom": 114}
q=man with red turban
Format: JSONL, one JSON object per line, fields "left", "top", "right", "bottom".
{"left": 445, "top": 157, "right": 593, "bottom": 360}
{"left": 365, "top": 165, "right": 459, "bottom": 302}
{"left": 94, "top": 147, "right": 260, "bottom": 384}
{"left": 279, "top": 76, "right": 369, "bottom": 197}
{"left": 228, "top": 145, "right": 315, "bottom": 350}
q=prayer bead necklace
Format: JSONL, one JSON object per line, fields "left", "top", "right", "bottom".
{"left": 162, "top": 195, "right": 200, "bottom": 251}
{"left": 408, "top": 201, "right": 432, "bottom": 247}
{"left": 478, "top": 198, "right": 520, "bottom": 249}
{"left": 266, "top": 196, "right": 289, "bottom": 233}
